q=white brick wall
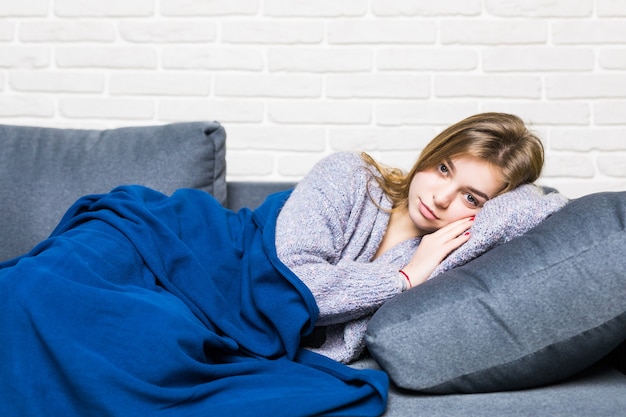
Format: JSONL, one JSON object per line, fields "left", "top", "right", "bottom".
{"left": 2, "top": 1, "right": 626, "bottom": 197}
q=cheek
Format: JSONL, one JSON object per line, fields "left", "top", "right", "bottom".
{"left": 407, "top": 174, "right": 423, "bottom": 200}
{"left": 410, "top": 171, "right": 437, "bottom": 192}
{"left": 448, "top": 201, "right": 480, "bottom": 221}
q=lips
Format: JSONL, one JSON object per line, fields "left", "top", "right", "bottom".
{"left": 418, "top": 200, "right": 439, "bottom": 220}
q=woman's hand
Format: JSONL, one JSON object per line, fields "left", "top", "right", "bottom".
{"left": 401, "top": 216, "right": 474, "bottom": 288}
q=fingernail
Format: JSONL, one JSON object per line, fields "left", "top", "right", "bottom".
{"left": 470, "top": 216, "right": 475, "bottom": 221}
{"left": 464, "top": 231, "right": 470, "bottom": 236}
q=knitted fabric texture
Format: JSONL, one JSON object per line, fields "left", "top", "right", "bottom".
{"left": 428, "top": 184, "right": 569, "bottom": 279}
{"left": 276, "top": 152, "right": 407, "bottom": 328}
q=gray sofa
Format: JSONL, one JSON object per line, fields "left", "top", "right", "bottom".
{"left": 1, "top": 121, "right": 624, "bottom": 416}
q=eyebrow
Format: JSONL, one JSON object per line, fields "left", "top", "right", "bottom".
{"left": 446, "top": 159, "right": 491, "bottom": 201}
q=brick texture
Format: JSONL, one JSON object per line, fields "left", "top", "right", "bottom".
{"left": 1, "top": 0, "right": 626, "bottom": 196}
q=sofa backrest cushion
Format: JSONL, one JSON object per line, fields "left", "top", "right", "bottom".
{"left": 226, "top": 181, "right": 296, "bottom": 211}
{"left": 0, "top": 122, "right": 226, "bottom": 262}
{"left": 366, "top": 191, "right": 626, "bottom": 393}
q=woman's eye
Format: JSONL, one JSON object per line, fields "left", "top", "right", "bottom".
{"left": 438, "top": 163, "right": 449, "bottom": 174}
{"left": 465, "top": 194, "right": 478, "bottom": 206}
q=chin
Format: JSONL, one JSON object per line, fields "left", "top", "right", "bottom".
{"left": 414, "top": 221, "right": 436, "bottom": 235}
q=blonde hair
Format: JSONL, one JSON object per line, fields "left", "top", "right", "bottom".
{"left": 363, "top": 112, "right": 544, "bottom": 210}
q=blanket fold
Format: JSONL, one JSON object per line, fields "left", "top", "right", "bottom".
{"left": 0, "top": 185, "right": 387, "bottom": 417}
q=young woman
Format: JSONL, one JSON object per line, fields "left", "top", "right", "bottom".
{"left": 1, "top": 112, "right": 547, "bottom": 417}
{"left": 276, "top": 112, "right": 545, "bottom": 363}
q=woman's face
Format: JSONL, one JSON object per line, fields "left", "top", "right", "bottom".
{"left": 407, "top": 156, "right": 505, "bottom": 235}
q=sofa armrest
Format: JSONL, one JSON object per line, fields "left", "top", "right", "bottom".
{"left": 0, "top": 122, "right": 226, "bottom": 262}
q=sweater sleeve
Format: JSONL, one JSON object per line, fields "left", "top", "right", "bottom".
{"left": 275, "top": 153, "right": 404, "bottom": 327}
{"left": 305, "top": 316, "right": 371, "bottom": 364}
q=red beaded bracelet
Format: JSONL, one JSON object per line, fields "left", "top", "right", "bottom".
{"left": 399, "top": 269, "right": 411, "bottom": 289}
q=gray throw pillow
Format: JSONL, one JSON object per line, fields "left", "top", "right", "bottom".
{"left": 0, "top": 122, "right": 226, "bottom": 262}
{"left": 365, "top": 192, "right": 626, "bottom": 393}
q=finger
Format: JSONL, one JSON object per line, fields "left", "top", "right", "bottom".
{"left": 434, "top": 218, "right": 474, "bottom": 240}
{"left": 443, "top": 229, "right": 472, "bottom": 253}
{"left": 441, "top": 216, "right": 475, "bottom": 232}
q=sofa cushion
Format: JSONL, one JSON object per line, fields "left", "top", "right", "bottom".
{"left": 0, "top": 122, "right": 226, "bottom": 262}
{"left": 365, "top": 192, "right": 626, "bottom": 393}
{"left": 226, "top": 181, "right": 296, "bottom": 211}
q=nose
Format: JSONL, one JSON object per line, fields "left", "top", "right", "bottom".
{"left": 433, "top": 185, "right": 454, "bottom": 209}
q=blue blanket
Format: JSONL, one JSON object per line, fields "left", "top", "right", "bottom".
{"left": 0, "top": 186, "right": 387, "bottom": 417}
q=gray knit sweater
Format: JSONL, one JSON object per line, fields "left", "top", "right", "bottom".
{"left": 275, "top": 152, "right": 568, "bottom": 363}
